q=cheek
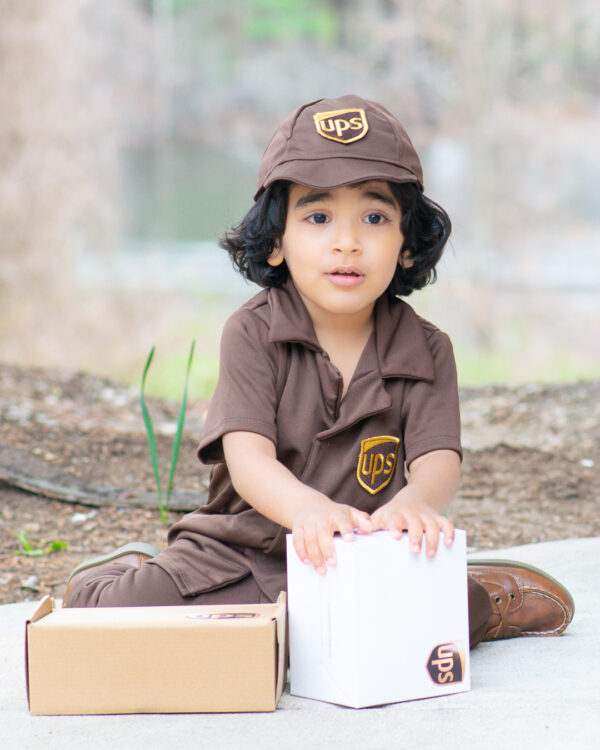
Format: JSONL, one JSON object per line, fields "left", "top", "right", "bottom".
{"left": 282, "top": 233, "right": 322, "bottom": 269}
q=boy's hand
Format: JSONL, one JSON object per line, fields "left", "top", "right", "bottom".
{"left": 293, "top": 498, "right": 372, "bottom": 575}
{"left": 370, "top": 495, "right": 454, "bottom": 558}
{"left": 369, "top": 449, "right": 460, "bottom": 558}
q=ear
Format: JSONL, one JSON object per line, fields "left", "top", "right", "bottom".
{"left": 267, "top": 241, "right": 285, "bottom": 267}
{"left": 399, "top": 249, "right": 414, "bottom": 269}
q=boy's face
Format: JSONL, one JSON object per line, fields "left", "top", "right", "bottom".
{"left": 268, "top": 181, "right": 405, "bottom": 328}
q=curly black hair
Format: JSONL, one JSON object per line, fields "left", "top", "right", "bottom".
{"left": 219, "top": 180, "right": 451, "bottom": 298}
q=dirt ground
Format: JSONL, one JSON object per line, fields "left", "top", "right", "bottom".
{"left": 1, "top": 363, "right": 598, "bottom": 605}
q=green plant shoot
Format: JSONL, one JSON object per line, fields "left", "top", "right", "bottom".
{"left": 140, "top": 340, "right": 195, "bottom": 522}
{"left": 14, "top": 529, "right": 67, "bottom": 557}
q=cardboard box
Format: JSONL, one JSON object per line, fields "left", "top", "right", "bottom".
{"left": 286, "top": 530, "right": 470, "bottom": 708}
{"left": 26, "top": 593, "right": 286, "bottom": 715}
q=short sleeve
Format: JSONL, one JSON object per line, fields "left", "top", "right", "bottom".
{"left": 198, "top": 309, "right": 279, "bottom": 464}
{"left": 401, "top": 329, "right": 462, "bottom": 467}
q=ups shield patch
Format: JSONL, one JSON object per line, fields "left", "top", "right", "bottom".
{"left": 313, "top": 108, "right": 369, "bottom": 144}
{"left": 356, "top": 436, "right": 400, "bottom": 495}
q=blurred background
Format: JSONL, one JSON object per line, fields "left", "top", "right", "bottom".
{"left": 1, "top": 0, "right": 599, "bottom": 398}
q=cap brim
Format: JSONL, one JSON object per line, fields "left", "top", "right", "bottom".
{"left": 254, "top": 157, "right": 423, "bottom": 200}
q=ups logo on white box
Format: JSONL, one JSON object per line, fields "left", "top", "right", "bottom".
{"left": 426, "top": 642, "right": 465, "bottom": 685}
{"left": 313, "top": 108, "right": 369, "bottom": 144}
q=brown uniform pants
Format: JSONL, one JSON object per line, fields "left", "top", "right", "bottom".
{"left": 65, "top": 547, "right": 492, "bottom": 649}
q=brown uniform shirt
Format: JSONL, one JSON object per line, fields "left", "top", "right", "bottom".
{"left": 156, "top": 280, "right": 462, "bottom": 601}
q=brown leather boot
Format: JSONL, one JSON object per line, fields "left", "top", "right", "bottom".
{"left": 63, "top": 542, "right": 160, "bottom": 606}
{"left": 467, "top": 559, "right": 575, "bottom": 640}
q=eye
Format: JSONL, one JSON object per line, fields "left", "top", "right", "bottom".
{"left": 365, "top": 213, "right": 387, "bottom": 225}
{"left": 307, "top": 213, "right": 329, "bottom": 224}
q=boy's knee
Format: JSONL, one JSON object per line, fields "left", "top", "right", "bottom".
{"left": 63, "top": 555, "right": 147, "bottom": 608}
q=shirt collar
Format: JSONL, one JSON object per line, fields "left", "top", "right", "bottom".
{"left": 373, "top": 292, "right": 435, "bottom": 381}
{"left": 267, "top": 279, "right": 321, "bottom": 351}
{"left": 267, "top": 280, "right": 435, "bottom": 382}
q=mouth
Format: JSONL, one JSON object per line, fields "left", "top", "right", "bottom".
{"left": 326, "top": 266, "right": 365, "bottom": 287}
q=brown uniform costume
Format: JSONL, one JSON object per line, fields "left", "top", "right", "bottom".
{"left": 67, "top": 280, "right": 492, "bottom": 646}
{"left": 163, "top": 278, "right": 463, "bottom": 597}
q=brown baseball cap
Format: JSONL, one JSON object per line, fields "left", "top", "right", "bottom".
{"left": 254, "top": 94, "right": 423, "bottom": 200}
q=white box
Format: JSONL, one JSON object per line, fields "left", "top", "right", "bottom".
{"left": 286, "top": 529, "right": 470, "bottom": 708}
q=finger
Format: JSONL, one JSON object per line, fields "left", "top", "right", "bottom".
{"left": 440, "top": 515, "right": 455, "bottom": 546}
{"left": 317, "top": 523, "right": 337, "bottom": 568}
{"left": 350, "top": 509, "right": 373, "bottom": 535}
{"left": 303, "top": 528, "right": 326, "bottom": 575}
{"left": 385, "top": 509, "right": 407, "bottom": 540}
{"left": 336, "top": 513, "right": 356, "bottom": 543}
{"left": 292, "top": 528, "right": 310, "bottom": 566}
{"left": 389, "top": 515, "right": 405, "bottom": 540}
{"left": 405, "top": 513, "right": 425, "bottom": 554}
{"left": 423, "top": 515, "right": 441, "bottom": 558}
{"left": 371, "top": 506, "right": 402, "bottom": 539}
{"left": 369, "top": 509, "right": 384, "bottom": 532}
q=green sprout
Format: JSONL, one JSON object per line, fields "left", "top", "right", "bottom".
{"left": 140, "top": 341, "right": 195, "bottom": 523}
{"left": 14, "top": 529, "right": 68, "bottom": 557}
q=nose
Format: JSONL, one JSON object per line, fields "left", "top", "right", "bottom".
{"left": 332, "top": 219, "right": 361, "bottom": 254}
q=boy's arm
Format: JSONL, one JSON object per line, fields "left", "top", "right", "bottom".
{"left": 222, "top": 431, "right": 372, "bottom": 574}
{"left": 370, "top": 449, "right": 460, "bottom": 558}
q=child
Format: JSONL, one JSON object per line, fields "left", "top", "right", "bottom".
{"left": 64, "top": 95, "right": 573, "bottom": 647}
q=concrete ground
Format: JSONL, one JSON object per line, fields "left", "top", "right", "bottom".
{"left": 2, "top": 537, "right": 598, "bottom": 750}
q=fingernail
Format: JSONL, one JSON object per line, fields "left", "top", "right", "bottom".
{"left": 412, "top": 544, "right": 420, "bottom": 553}
{"left": 327, "top": 557, "right": 336, "bottom": 566}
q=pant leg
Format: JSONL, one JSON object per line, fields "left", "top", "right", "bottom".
{"left": 468, "top": 574, "right": 493, "bottom": 648}
{"left": 64, "top": 558, "right": 271, "bottom": 608}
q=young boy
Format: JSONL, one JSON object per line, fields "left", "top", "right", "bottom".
{"left": 64, "top": 95, "right": 573, "bottom": 647}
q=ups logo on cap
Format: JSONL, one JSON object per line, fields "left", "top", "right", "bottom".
{"left": 356, "top": 435, "right": 399, "bottom": 494}
{"left": 426, "top": 642, "right": 466, "bottom": 685}
{"left": 313, "top": 107, "right": 369, "bottom": 144}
